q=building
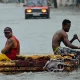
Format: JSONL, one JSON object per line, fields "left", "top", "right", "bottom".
{"left": 56, "top": 0, "right": 77, "bottom": 7}
{"left": 2, "top": 0, "right": 18, "bottom": 3}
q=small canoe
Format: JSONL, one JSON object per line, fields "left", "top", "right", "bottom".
{"left": 0, "top": 54, "right": 80, "bottom": 74}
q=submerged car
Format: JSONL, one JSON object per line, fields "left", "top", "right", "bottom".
{"left": 25, "top": 0, "right": 50, "bottom": 19}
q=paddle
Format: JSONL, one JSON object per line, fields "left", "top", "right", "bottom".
{"left": 74, "top": 34, "right": 80, "bottom": 43}
{"left": 77, "top": 38, "right": 80, "bottom": 43}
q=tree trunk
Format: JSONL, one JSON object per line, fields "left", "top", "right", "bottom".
{"left": 54, "top": 0, "right": 57, "bottom": 8}
{"left": 76, "top": 0, "right": 80, "bottom": 7}
{"left": 0, "top": 0, "right": 2, "bottom": 2}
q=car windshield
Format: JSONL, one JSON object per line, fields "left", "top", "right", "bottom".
{"left": 27, "top": 0, "right": 48, "bottom": 6}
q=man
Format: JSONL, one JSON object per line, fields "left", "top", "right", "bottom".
{"left": 52, "top": 19, "right": 80, "bottom": 55}
{"left": 44, "top": 19, "right": 80, "bottom": 72}
{"left": 1, "top": 27, "right": 20, "bottom": 60}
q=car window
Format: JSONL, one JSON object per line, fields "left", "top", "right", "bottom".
{"left": 27, "top": 2, "right": 35, "bottom": 6}
{"left": 27, "top": 0, "right": 48, "bottom": 6}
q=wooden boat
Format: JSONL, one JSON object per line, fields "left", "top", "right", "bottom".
{"left": 0, "top": 54, "right": 80, "bottom": 74}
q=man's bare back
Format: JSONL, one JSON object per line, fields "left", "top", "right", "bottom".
{"left": 52, "top": 29, "right": 67, "bottom": 52}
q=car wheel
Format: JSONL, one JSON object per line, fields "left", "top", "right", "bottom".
{"left": 46, "top": 14, "right": 50, "bottom": 19}
{"left": 25, "top": 14, "right": 29, "bottom": 19}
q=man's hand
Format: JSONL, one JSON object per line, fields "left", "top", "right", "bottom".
{"left": 73, "top": 34, "right": 78, "bottom": 40}
{"left": 70, "top": 34, "right": 79, "bottom": 43}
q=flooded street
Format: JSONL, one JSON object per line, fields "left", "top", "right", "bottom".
{"left": 0, "top": 3, "right": 80, "bottom": 80}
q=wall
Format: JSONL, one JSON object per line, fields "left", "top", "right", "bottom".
{"left": 57, "top": 0, "right": 76, "bottom": 7}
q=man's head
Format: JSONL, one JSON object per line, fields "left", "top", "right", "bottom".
{"left": 62, "top": 19, "right": 71, "bottom": 32}
{"left": 4, "top": 27, "right": 13, "bottom": 39}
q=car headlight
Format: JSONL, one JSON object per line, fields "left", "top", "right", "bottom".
{"left": 42, "top": 9, "right": 47, "bottom": 13}
{"left": 27, "top": 9, "right": 32, "bottom": 13}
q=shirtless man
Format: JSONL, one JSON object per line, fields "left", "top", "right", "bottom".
{"left": 1, "top": 27, "right": 20, "bottom": 60}
{"left": 52, "top": 19, "right": 80, "bottom": 55}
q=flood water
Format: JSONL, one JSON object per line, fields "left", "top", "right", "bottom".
{"left": 0, "top": 3, "right": 80, "bottom": 80}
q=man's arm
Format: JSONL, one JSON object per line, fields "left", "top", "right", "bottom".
{"left": 70, "top": 34, "right": 78, "bottom": 43}
{"left": 70, "top": 38, "right": 75, "bottom": 43}
{"left": 1, "top": 39, "right": 13, "bottom": 54}
{"left": 63, "top": 34, "right": 80, "bottom": 49}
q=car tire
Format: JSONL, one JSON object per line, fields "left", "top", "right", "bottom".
{"left": 25, "top": 14, "right": 29, "bottom": 19}
{"left": 46, "top": 13, "right": 50, "bottom": 19}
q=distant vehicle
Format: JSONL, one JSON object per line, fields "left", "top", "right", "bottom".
{"left": 25, "top": 0, "right": 50, "bottom": 19}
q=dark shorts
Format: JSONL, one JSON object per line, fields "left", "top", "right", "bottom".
{"left": 55, "top": 47, "right": 77, "bottom": 55}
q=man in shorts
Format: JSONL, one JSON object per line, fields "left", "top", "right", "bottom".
{"left": 52, "top": 19, "right": 80, "bottom": 55}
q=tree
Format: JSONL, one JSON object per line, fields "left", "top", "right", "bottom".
{"left": 54, "top": 0, "right": 57, "bottom": 8}
{"left": 76, "top": 0, "right": 80, "bottom": 7}
{"left": 0, "top": 0, "right": 2, "bottom": 2}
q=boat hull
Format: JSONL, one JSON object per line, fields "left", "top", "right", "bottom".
{"left": 0, "top": 54, "right": 80, "bottom": 73}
